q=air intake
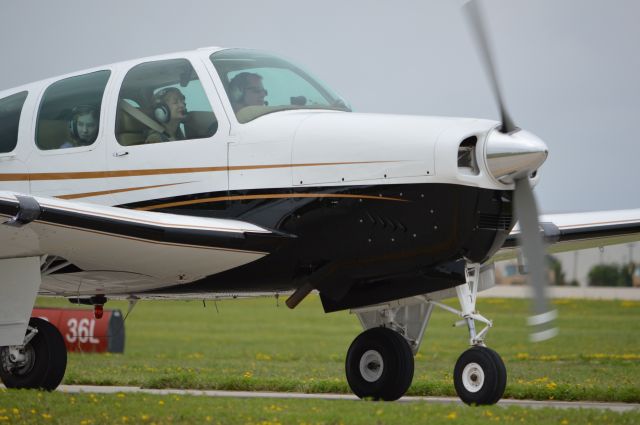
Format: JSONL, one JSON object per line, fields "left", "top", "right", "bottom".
{"left": 457, "top": 136, "right": 479, "bottom": 175}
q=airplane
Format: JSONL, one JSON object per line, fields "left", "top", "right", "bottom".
{"left": 1, "top": 1, "right": 639, "bottom": 405}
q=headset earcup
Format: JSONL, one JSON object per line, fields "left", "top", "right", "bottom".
{"left": 68, "top": 118, "right": 78, "bottom": 139}
{"left": 230, "top": 85, "right": 244, "bottom": 103}
{"left": 154, "top": 103, "right": 170, "bottom": 123}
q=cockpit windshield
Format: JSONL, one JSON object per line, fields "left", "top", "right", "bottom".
{"left": 210, "top": 49, "right": 351, "bottom": 123}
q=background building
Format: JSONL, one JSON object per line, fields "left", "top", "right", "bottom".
{"left": 495, "top": 243, "right": 639, "bottom": 287}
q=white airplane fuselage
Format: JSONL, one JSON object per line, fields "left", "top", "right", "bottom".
{"left": 0, "top": 47, "right": 528, "bottom": 310}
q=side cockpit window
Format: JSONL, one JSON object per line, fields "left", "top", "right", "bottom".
{"left": 0, "top": 91, "right": 28, "bottom": 153}
{"left": 36, "top": 71, "right": 110, "bottom": 150}
{"left": 116, "top": 59, "right": 217, "bottom": 146}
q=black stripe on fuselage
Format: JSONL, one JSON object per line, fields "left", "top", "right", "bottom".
{"left": 122, "top": 183, "right": 515, "bottom": 310}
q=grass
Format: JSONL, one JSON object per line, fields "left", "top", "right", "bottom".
{"left": 1, "top": 389, "right": 640, "bottom": 425}
{"left": 30, "top": 296, "right": 640, "bottom": 402}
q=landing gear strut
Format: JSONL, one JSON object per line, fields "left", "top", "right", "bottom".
{"left": 0, "top": 317, "right": 67, "bottom": 390}
{"left": 449, "top": 265, "right": 506, "bottom": 405}
{"left": 347, "top": 263, "right": 506, "bottom": 404}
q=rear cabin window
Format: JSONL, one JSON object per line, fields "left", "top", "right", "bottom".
{"left": 115, "top": 58, "right": 217, "bottom": 146}
{"left": 36, "top": 71, "right": 110, "bottom": 150}
{"left": 0, "top": 91, "right": 28, "bottom": 153}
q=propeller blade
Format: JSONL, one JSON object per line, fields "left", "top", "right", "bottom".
{"left": 513, "top": 177, "right": 558, "bottom": 342}
{"left": 463, "top": 0, "right": 517, "bottom": 134}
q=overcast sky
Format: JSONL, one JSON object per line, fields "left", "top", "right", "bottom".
{"left": 1, "top": 0, "right": 638, "bottom": 214}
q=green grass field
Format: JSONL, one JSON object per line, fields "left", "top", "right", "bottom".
{"left": 1, "top": 390, "right": 640, "bottom": 425}
{"left": 30, "top": 295, "right": 640, "bottom": 403}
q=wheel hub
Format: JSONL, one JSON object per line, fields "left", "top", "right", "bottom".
{"left": 1, "top": 344, "right": 36, "bottom": 376}
{"left": 359, "top": 350, "right": 384, "bottom": 382}
{"left": 461, "top": 362, "right": 485, "bottom": 393}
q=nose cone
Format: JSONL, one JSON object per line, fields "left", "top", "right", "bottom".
{"left": 484, "top": 129, "right": 548, "bottom": 183}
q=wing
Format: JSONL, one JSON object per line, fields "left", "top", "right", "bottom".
{"left": 0, "top": 190, "right": 293, "bottom": 296}
{"left": 492, "top": 208, "right": 640, "bottom": 262}
{"left": 0, "top": 190, "right": 293, "bottom": 346}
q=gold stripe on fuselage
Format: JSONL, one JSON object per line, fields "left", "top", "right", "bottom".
{"left": 137, "top": 193, "right": 409, "bottom": 211}
{"left": 0, "top": 161, "right": 395, "bottom": 182}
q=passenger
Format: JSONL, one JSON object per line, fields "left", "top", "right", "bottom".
{"left": 61, "top": 105, "right": 99, "bottom": 148}
{"left": 229, "top": 72, "right": 268, "bottom": 111}
{"left": 145, "top": 87, "right": 187, "bottom": 143}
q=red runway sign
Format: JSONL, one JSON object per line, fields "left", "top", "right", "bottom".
{"left": 32, "top": 307, "right": 125, "bottom": 353}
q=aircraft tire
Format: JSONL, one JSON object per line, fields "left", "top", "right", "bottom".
{"left": 0, "top": 317, "right": 67, "bottom": 391}
{"left": 345, "top": 327, "right": 414, "bottom": 401}
{"left": 453, "top": 346, "right": 506, "bottom": 405}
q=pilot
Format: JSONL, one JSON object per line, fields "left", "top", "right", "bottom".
{"left": 145, "top": 87, "right": 187, "bottom": 143}
{"left": 61, "top": 105, "right": 99, "bottom": 148}
{"left": 228, "top": 72, "right": 268, "bottom": 111}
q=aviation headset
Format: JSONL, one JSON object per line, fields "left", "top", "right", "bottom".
{"left": 68, "top": 105, "right": 99, "bottom": 141}
{"left": 229, "top": 72, "right": 261, "bottom": 104}
{"left": 152, "top": 87, "right": 183, "bottom": 123}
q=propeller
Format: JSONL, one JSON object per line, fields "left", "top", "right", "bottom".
{"left": 463, "top": 0, "right": 516, "bottom": 134}
{"left": 463, "top": 0, "right": 558, "bottom": 342}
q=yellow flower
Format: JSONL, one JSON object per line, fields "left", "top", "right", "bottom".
{"left": 41, "top": 413, "right": 53, "bottom": 420}
{"left": 243, "top": 371, "right": 253, "bottom": 378}
{"left": 11, "top": 409, "right": 19, "bottom": 415}
{"left": 256, "top": 353, "right": 272, "bottom": 361}
{"left": 515, "top": 353, "right": 529, "bottom": 360}
{"left": 158, "top": 400, "right": 165, "bottom": 406}
{"left": 546, "top": 382, "right": 557, "bottom": 390}
{"left": 0, "top": 417, "right": 9, "bottom": 422}
{"left": 561, "top": 420, "right": 569, "bottom": 425}
{"left": 117, "top": 393, "right": 126, "bottom": 398}
{"left": 141, "top": 414, "right": 150, "bottom": 421}
{"left": 121, "top": 416, "right": 129, "bottom": 423}
{"left": 447, "top": 411, "right": 458, "bottom": 420}
{"left": 540, "top": 355, "right": 558, "bottom": 361}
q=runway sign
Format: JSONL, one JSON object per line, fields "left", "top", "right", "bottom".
{"left": 32, "top": 307, "right": 125, "bottom": 353}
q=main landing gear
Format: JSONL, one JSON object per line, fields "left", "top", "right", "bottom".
{"left": 0, "top": 317, "right": 67, "bottom": 390}
{"left": 346, "top": 264, "right": 506, "bottom": 404}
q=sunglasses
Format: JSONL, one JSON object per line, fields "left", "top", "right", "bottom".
{"left": 246, "top": 86, "right": 268, "bottom": 95}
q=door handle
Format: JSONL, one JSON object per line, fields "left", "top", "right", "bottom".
{"left": 113, "top": 151, "right": 129, "bottom": 157}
